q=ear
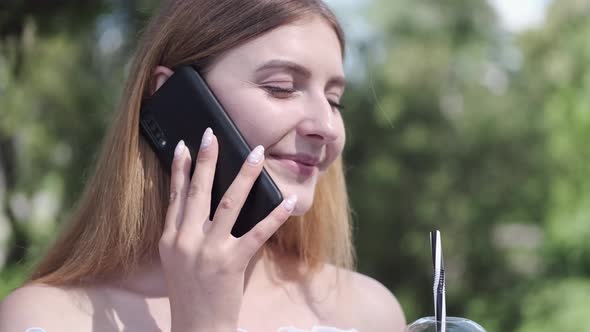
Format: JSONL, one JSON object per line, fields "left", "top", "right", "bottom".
{"left": 151, "top": 66, "right": 174, "bottom": 95}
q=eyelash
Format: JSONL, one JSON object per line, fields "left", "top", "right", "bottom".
{"left": 262, "top": 86, "right": 345, "bottom": 112}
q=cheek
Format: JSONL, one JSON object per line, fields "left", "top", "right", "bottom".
{"left": 213, "top": 88, "right": 293, "bottom": 148}
{"left": 338, "top": 120, "right": 346, "bottom": 149}
{"left": 327, "top": 120, "right": 346, "bottom": 159}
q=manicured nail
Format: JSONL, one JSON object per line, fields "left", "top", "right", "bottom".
{"left": 247, "top": 145, "right": 265, "bottom": 164}
{"left": 200, "top": 128, "right": 213, "bottom": 150}
{"left": 283, "top": 194, "right": 298, "bottom": 212}
{"left": 174, "top": 140, "right": 185, "bottom": 158}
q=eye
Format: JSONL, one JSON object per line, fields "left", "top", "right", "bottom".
{"left": 262, "top": 85, "right": 297, "bottom": 99}
{"left": 328, "top": 100, "right": 345, "bottom": 112}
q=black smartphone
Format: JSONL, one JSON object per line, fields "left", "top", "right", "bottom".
{"left": 139, "top": 65, "right": 283, "bottom": 237}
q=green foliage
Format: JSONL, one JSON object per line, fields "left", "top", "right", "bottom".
{"left": 517, "top": 279, "right": 590, "bottom": 332}
{"left": 527, "top": 1, "right": 590, "bottom": 278}
{"left": 342, "top": 0, "right": 551, "bottom": 330}
{"left": 0, "top": 0, "right": 131, "bottom": 292}
{"left": 0, "top": 261, "right": 33, "bottom": 298}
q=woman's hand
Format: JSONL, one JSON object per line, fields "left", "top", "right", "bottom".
{"left": 159, "top": 127, "right": 297, "bottom": 332}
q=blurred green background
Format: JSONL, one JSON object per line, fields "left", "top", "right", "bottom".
{"left": 1, "top": 0, "right": 590, "bottom": 331}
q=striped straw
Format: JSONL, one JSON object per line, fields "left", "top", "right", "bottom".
{"left": 430, "top": 230, "right": 446, "bottom": 332}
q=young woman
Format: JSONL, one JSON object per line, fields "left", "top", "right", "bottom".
{"left": 0, "top": 0, "right": 405, "bottom": 331}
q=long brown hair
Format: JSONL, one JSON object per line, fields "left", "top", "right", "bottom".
{"left": 29, "top": 0, "right": 353, "bottom": 286}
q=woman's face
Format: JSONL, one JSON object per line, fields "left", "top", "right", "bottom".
{"left": 205, "top": 15, "right": 346, "bottom": 215}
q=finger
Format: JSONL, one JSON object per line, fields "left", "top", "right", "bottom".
{"left": 162, "top": 140, "right": 192, "bottom": 238}
{"left": 208, "top": 145, "right": 265, "bottom": 240}
{"left": 179, "top": 128, "right": 218, "bottom": 237}
{"left": 237, "top": 194, "right": 297, "bottom": 259}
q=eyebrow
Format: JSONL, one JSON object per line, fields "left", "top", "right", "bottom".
{"left": 254, "top": 59, "right": 347, "bottom": 90}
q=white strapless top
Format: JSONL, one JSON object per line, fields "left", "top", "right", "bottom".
{"left": 237, "top": 327, "right": 359, "bottom": 332}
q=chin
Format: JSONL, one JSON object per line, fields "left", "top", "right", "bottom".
{"left": 272, "top": 178, "right": 317, "bottom": 216}
{"left": 263, "top": 158, "right": 323, "bottom": 216}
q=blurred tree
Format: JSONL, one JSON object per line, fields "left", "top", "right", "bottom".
{"left": 521, "top": 0, "right": 590, "bottom": 277}
{"left": 0, "top": 0, "right": 158, "bottom": 295}
{"left": 0, "top": 2, "right": 94, "bottom": 277}
{"left": 341, "top": 0, "right": 552, "bottom": 330}
{"left": 512, "top": 1, "right": 590, "bottom": 331}
{"left": 516, "top": 278, "right": 590, "bottom": 332}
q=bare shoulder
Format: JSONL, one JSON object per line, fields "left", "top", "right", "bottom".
{"left": 348, "top": 270, "right": 406, "bottom": 331}
{"left": 321, "top": 264, "right": 407, "bottom": 332}
{"left": 0, "top": 283, "right": 94, "bottom": 332}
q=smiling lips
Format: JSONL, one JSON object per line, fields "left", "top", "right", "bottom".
{"left": 268, "top": 153, "right": 320, "bottom": 178}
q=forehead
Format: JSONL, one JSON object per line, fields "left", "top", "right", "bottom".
{"left": 212, "top": 16, "right": 344, "bottom": 78}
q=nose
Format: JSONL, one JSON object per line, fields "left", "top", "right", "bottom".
{"left": 297, "top": 95, "right": 340, "bottom": 143}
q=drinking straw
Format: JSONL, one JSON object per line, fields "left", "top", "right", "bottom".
{"left": 430, "top": 230, "right": 446, "bottom": 332}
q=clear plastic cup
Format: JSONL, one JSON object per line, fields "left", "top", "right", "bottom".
{"left": 405, "top": 316, "right": 486, "bottom": 332}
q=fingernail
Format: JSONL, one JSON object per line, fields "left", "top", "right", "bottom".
{"left": 174, "top": 140, "right": 185, "bottom": 158}
{"left": 247, "top": 145, "right": 265, "bottom": 164}
{"left": 200, "top": 128, "right": 213, "bottom": 150}
{"left": 283, "top": 194, "right": 298, "bottom": 212}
